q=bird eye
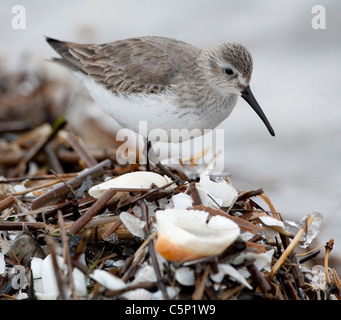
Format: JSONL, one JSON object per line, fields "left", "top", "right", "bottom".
{"left": 225, "top": 68, "right": 234, "bottom": 75}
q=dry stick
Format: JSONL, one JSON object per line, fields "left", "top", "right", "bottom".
{"left": 324, "top": 239, "right": 334, "bottom": 285}
{"left": 0, "top": 195, "right": 16, "bottom": 212}
{"left": 246, "top": 261, "right": 273, "bottom": 299}
{"left": 116, "top": 178, "right": 180, "bottom": 209}
{"left": 44, "top": 142, "right": 64, "bottom": 174}
{"left": 101, "top": 219, "right": 123, "bottom": 240}
{"left": 10, "top": 179, "right": 64, "bottom": 196}
{"left": 8, "top": 119, "right": 67, "bottom": 178}
{"left": 0, "top": 173, "right": 78, "bottom": 183}
{"left": 46, "top": 237, "right": 66, "bottom": 300}
{"left": 0, "top": 221, "right": 46, "bottom": 231}
{"left": 66, "top": 131, "right": 98, "bottom": 168}
{"left": 258, "top": 192, "right": 281, "bottom": 220}
{"left": 120, "top": 231, "right": 158, "bottom": 283}
{"left": 138, "top": 200, "right": 169, "bottom": 300}
{"left": 68, "top": 188, "right": 117, "bottom": 235}
{"left": 188, "top": 182, "right": 202, "bottom": 206}
{"left": 31, "top": 159, "right": 112, "bottom": 210}
{"left": 58, "top": 211, "right": 78, "bottom": 299}
{"left": 50, "top": 169, "right": 77, "bottom": 198}
{"left": 268, "top": 214, "right": 315, "bottom": 280}
{"left": 192, "top": 264, "right": 211, "bottom": 300}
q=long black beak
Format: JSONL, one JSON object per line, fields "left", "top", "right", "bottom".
{"left": 241, "top": 86, "right": 275, "bottom": 136}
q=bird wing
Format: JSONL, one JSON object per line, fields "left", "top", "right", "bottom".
{"left": 46, "top": 36, "right": 199, "bottom": 95}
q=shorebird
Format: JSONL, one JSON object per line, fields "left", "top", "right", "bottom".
{"left": 46, "top": 36, "right": 275, "bottom": 144}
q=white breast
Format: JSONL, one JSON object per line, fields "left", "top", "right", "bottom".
{"left": 74, "top": 72, "right": 237, "bottom": 142}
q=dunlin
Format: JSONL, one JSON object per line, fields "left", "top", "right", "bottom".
{"left": 46, "top": 36, "right": 275, "bottom": 143}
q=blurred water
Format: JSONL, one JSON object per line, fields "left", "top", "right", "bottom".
{"left": 1, "top": 0, "right": 340, "bottom": 253}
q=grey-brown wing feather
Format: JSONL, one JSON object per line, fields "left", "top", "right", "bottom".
{"left": 46, "top": 36, "right": 200, "bottom": 95}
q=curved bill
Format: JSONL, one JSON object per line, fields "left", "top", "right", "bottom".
{"left": 241, "top": 86, "right": 275, "bottom": 136}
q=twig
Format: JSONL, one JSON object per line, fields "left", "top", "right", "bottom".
{"left": 10, "top": 179, "right": 64, "bottom": 196}
{"left": 246, "top": 261, "right": 273, "bottom": 299}
{"left": 50, "top": 169, "right": 77, "bottom": 198}
{"left": 186, "top": 182, "right": 201, "bottom": 206}
{"left": 68, "top": 188, "right": 117, "bottom": 235}
{"left": 139, "top": 200, "right": 169, "bottom": 300}
{"left": 192, "top": 264, "right": 211, "bottom": 300}
{"left": 44, "top": 142, "right": 64, "bottom": 174}
{"left": 102, "top": 219, "right": 123, "bottom": 240}
{"left": 31, "top": 159, "right": 113, "bottom": 209}
{"left": 8, "top": 119, "right": 66, "bottom": 178}
{"left": 324, "top": 239, "right": 334, "bottom": 285}
{"left": 0, "top": 221, "right": 46, "bottom": 231}
{"left": 0, "top": 195, "right": 16, "bottom": 212}
{"left": 117, "top": 178, "right": 180, "bottom": 209}
{"left": 258, "top": 192, "right": 281, "bottom": 220}
{"left": 268, "top": 214, "right": 315, "bottom": 280}
{"left": 46, "top": 236, "right": 66, "bottom": 300}
{"left": 66, "top": 131, "right": 98, "bottom": 168}
{"left": 58, "top": 211, "right": 78, "bottom": 299}
{"left": 0, "top": 173, "right": 78, "bottom": 183}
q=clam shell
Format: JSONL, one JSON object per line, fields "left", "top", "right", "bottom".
{"left": 89, "top": 171, "right": 169, "bottom": 202}
{"left": 155, "top": 209, "right": 240, "bottom": 262}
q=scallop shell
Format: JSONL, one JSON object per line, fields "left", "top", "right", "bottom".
{"left": 155, "top": 209, "right": 240, "bottom": 262}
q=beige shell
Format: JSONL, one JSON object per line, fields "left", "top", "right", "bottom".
{"left": 89, "top": 171, "right": 168, "bottom": 202}
{"left": 155, "top": 209, "right": 240, "bottom": 262}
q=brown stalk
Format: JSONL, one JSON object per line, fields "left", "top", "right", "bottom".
{"left": 324, "top": 239, "right": 334, "bottom": 285}
{"left": 46, "top": 236, "right": 66, "bottom": 300}
{"left": 139, "top": 200, "right": 169, "bottom": 300}
{"left": 0, "top": 221, "right": 46, "bottom": 231}
{"left": 68, "top": 188, "right": 117, "bottom": 235}
{"left": 268, "top": 214, "right": 315, "bottom": 280}
{"left": 66, "top": 131, "right": 98, "bottom": 168}
{"left": 192, "top": 264, "right": 211, "bottom": 300}
{"left": 0, "top": 195, "right": 16, "bottom": 212}
{"left": 31, "top": 159, "right": 112, "bottom": 209}
{"left": 58, "top": 211, "right": 78, "bottom": 299}
{"left": 8, "top": 119, "right": 66, "bottom": 178}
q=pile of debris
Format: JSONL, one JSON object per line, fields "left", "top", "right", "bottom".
{"left": 0, "top": 60, "right": 340, "bottom": 300}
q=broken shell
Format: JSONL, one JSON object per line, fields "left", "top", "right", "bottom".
{"left": 119, "top": 211, "right": 146, "bottom": 239}
{"left": 90, "top": 269, "right": 126, "bottom": 291}
{"left": 155, "top": 209, "right": 240, "bottom": 262}
{"left": 258, "top": 216, "right": 292, "bottom": 237}
{"left": 121, "top": 288, "right": 153, "bottom": 300}
{"left": 210, "top": 263, "right": 253, "bottom": 290}
{"left": 89, "top": 171, "right": 169, "bottom": 202}
{"left": 197, "top": 174, "right": 238, "bottom": 207}
{"left": 175, "top": 267, "right": 195, "bottom": 286}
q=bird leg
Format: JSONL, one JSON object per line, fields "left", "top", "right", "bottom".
{"left": 145, "top": 139, "right": 183, "bottom": 185}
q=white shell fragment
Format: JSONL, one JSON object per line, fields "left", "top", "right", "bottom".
{"left": 170, "top": 193, "right": 193, "bottom": 209}
{"left": 300, "top": 212, "right": 323, "bottom": 249}
{"left": 90, "top": 269, "right": 126, "bottom": 291}
{"left": 258, "top": 215, "right": 292, "bottom": 237}
{"left": 89, "top": 171, "right": 169, "bottom": 202}
{"left": 155, "top": 209, "right": 240, "bottom": 261}
{"left": 196, "top": 174, "right": 238, "bottom": 207}
{"left": 33, "top": 254, "right": 87, "bottom": 300}
{"left": 210, "top": 263, "right": 252, "bottom": 290}
{"left": 232, "top": 249, "right": 274, "bottom": 278}
{"left": 0, "top": 253, "right": 5, "bottom": 274}
{"left": 119, "top": 211, "right": 146, "bottom": 239}
{"left": 121, "top": 288, "right": 153, "bottom": 300}
{"left": 175, "top": 267, "right": 195, "bottom": 286}
{"left": 131, "top": 264, "right": 157, "bottom": 285}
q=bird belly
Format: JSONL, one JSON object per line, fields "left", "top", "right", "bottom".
{"left": 75, "top": 73, "right": 237, "bottom": 142}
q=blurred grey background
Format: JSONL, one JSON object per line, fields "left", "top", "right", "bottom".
{"left": 1, "top": 0, "right": 340, "bottom": 255}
